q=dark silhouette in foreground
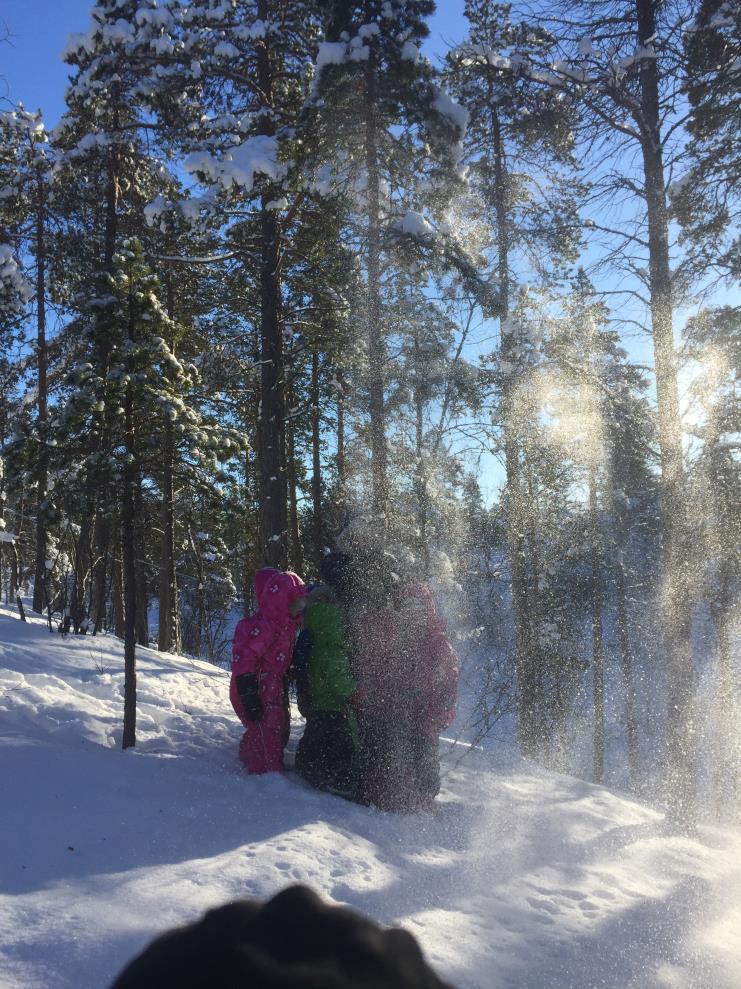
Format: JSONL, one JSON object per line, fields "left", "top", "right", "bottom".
{"left": 110, "top": 884, "right": 456, "bottom": 988}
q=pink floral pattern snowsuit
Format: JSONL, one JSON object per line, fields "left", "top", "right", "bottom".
{"left": 230, "top": 569, "right": 306, "bottom": 774}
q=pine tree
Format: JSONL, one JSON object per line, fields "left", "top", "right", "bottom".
{"left": 684, "top": 305, "right": 740, "bottom": 813}
{"left": 545, "top": 270, "right": 657, "bottom": 785}
{"left": 307, "top": 0, "right": 466, "bottom": 528}
{"left": 56, "top": 0, "right": 187, "bottom": 634}
{"left": 445, "top": 0, "right": 583, "bottom": 753}
{"left": 675, "top": 0, "right": 740, "bottom": 283}
{"left": 0, "top": 107, "right": 57, "bottom": 614}
{"left": 499, "top": 0, "right": 700, "bottom": 816}
{"left": 154, "top": 0, "right": 323, "bottom": 568}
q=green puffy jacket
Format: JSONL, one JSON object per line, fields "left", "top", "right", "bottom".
{"left": 303, "top": 591, "right": 357, "bottom": 713}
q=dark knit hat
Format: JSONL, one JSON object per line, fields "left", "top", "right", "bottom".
{"left": 110, "top": 885, "right": 456, "bottom": 989}
{"left": 320, "top": 551, "right": 351, "bottom": 589}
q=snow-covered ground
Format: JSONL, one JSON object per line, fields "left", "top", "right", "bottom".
{"left": 1, "top": 603, "right": 739, "bottom": 989}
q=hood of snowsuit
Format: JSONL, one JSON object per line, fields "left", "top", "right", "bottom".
{"left": 253, "top": 568, "right": 306, "bottom": 625}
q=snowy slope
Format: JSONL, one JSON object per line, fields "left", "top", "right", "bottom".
{"left": 1, "top": 604, "right": 739, "bottom": 989}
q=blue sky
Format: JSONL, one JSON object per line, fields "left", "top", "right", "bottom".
{"left": 1, "top": 1, "right": 468, "bottom": 125}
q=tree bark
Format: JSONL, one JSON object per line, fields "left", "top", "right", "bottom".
{"left": 310, "top": 351, "right": 323, "bottom": 574}
{"left": 158, "top": 268, "right": 179, "bottom": 653}
{"left": 713, "top": 570, "right": 738, "bottom": 814}
{"left": 90, "top": 516, "right": 109, "bottom": 633}
{"left": 489, "top": 84, "right": 535, "bottom": 754}
{"left": 120, "top": 232, "right": 137, "bottom": 749}
{"left": 364, "top": 56, "right": 388, "bottom": 526}
{"left": 588, "top": 465, "right": 606, "bottom": 783}
{"left": 255, "top": 0, "right": 288, "bottom": 569}
{"left": 412, "top": 331, "right": 431, "bottom": 575}
{"left": 135, "top": 518, "right": 149, "bottom": 647}
{"left": 615, "top": 552, "right": 640, "bottom": 788}
{"left": 89, "top": 137, "right": 121, "bottom": 632}
{"left": 112, "top": 540, "right": 125, "bottom": 638}
{"left": 10, "top": 541, "right": 25, "bottom": 620}
{"left": 71, "top": 519, "right": 91, "bottom": 633}
{"left": 286, "top": 410, "right": 303, "bottom": 575}
{"left": 336, "top": 390, "right": 346, "bottom": 498}
{"left": 635, "top": 0, "right": 694, "bottom": 816}
{"left": 158, "top": 421, "right": 178, "bottom": 653}
{"left": 121, "top": 385, "right": 137, "bottom": 749}
{"left": 32, "top": 163, "right": 49, "bottom": 614}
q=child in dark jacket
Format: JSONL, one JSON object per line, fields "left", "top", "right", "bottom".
{"left": 230, "top": 568, "right": 306, "bottom": 774}
{"left": 294, "top": 553, "right": 360, "bottom": 798}
{"left": 350, "top": 555, "right": 459, "bottom": 812}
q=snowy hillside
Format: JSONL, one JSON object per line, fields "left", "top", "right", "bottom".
{"left": 1, "top": 604, "right": 739, "bottom": 989}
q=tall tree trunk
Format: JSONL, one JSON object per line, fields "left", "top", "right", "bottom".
{"left": 121, "top": 381, "right": 137, "bottom": 749}
{"left": 71, "top": 519, "right": 91, "bottom": 633}
{"left": 112, "top": 540, "right": 125, "bottom": 639}
{"left": 523, "top": 461, "right": 544, "bottom": 753}
{"left": 286, "top": 411, "right": 303, "bottom": 575}
{"left": 588, "top": 465, "right": 606, "bottom": 783}
{"left": 242, "top": 451, "right": 256, "bottom": 616}
{"left": 9, "top": 541, "right": 25, "bottom": 620}
{"left": 89, "top": 138, "right": 121, "bottom": 630}
{"left": 135, "top": 515, "right": 148, "bottom": 647}
{"left": 256, "top": 0, "right": 288, "bottom": 569}
{"left": 159, "top": 269, "right": 179, "bottom": 653}
{"left": 615, "top": 551, "right": 640, "bottom": 788}
{"left": 120, "top": 232, "right": 137, "bottom": 749}
{"left": 636, "top": 0, "right": 694, "bottom": 816}
{"left": 32, "top": 164, "right": 48, "bottom": 614}
{"left": 90, "top": 516, "right": 109, "bottom": 633}
{"left": 310, "top": 351, "right": 323, "bottom": 574}
{"left": 364, "top": 57, "right": 388, "bottom": 526}
{"left": 158, "top": 422, "right": 178, "bottom": 653}
{"left": 489, "top": 84, "right": 534, "bottom": 754}
{"left": 713, "top": 571, "right": 738, "bottom": 814}
{"left": 336, "top": 390, "right": 346, "bottom": 499}
{"left": 412, "top": 333, "right": 431, "bottom": 575}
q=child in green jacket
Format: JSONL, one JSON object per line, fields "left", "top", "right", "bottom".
{"left": 294, "top": 553, "right": 360, "bottom": 798}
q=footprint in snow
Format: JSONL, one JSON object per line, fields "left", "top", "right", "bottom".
{"left": 592, "top": 889, "right": 617, "bottom": 901}
{"left": 526, "top": 896, "right": 559, "bottom": 915}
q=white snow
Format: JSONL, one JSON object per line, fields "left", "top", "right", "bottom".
{"left": 396, "top": 210, "right": 434, "bottom": 238}
{"left": 432, "top": 88, "right": 469, "bottom": 134}
{"left": 233, "top": 20, "right": 267, "bottom": 42}
{"left": 214, "top": 41, "right": 241, "bottom": 59}
{"left": 316, "top": 41, "right": 348, "bottom": 72}
{"left": 0, "top": 604, "right": 739, "bottom": 989}
{"left": 401, "top": 41, "right": 421, "bottom": 63}
{"left": 184, "top": 135, "right": 284, "bottom": 192}
{"left": 357, "top": 23, "right": 381, "bottom": 41}
{"left": 348, "top": 45, "right": 371, "bottom": 63}
{"left": 0, "top": 243, "right": 33, "bottom": 312}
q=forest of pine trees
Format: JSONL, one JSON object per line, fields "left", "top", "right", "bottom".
{"left": 0, "top": 0, "right": 738, "bottom": 818}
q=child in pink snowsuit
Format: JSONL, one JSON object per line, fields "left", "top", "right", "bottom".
{"left": 230, "top": 568, "right": 306, "bottom": 774}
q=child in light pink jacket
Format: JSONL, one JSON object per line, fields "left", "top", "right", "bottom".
{"left": 230, "top": 568, "right": 306, "bottom": 774}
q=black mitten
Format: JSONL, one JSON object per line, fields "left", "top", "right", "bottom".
{"left": 236, "top": 673, "right": 263, "bottom": 722}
